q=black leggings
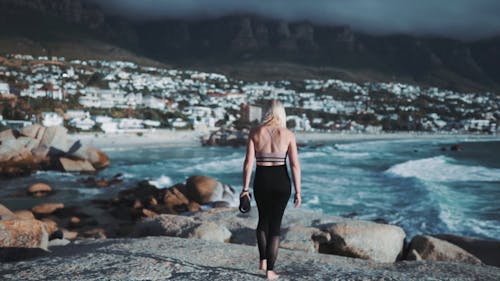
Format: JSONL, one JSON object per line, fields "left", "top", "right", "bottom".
{"left": 253, "top": 165, "right": 291, "bottom": 271}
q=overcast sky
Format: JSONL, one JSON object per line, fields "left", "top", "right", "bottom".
{"left": 86, "top": 0, "right": 500, "bottom": 40}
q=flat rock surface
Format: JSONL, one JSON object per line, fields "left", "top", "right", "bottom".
{"left": 1, "top": 236, "right": 499, "bottom": 281}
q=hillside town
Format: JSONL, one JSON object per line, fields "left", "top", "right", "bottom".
{"left": 0, "top": 54, "right": 498, "bottom": 135}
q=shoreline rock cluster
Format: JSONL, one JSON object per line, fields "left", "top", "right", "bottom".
{"left": 0, "top": 125, "right": 109, "bottom": 177}
{"left": 1, "top": 174, "right": 499, "bottom": 277}
{"left": 201, "top": 127, "right": 249, "bottom": 146}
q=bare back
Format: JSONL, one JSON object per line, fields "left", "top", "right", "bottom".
{"left": 251, "top": 125, "right": 292, "bottom": 166}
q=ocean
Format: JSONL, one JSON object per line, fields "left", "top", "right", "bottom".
{"left": 1, "top": 137, "right": 499, "bottom": 240}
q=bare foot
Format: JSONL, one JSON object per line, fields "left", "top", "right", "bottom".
{"left": 259, "top": 259, "right": 267, "bottom": 271}
{"left": 266, "top": 270, "right": 279, "bottom": 280}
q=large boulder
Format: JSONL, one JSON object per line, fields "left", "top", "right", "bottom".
{"left": 19, "top": 124, "right": 42, "bottom": 139}
{"left": 27, "top": 183, "right": 53, "bottom": 197}
{"left": 319, "top": 220, "right": 406, "bottom": 263}
{"left": 0, "top": 204, "right": 16, "bottom": 220}
{"left": 0, "top": 129, "right": 16, "bottom": 142}
{"left": 408, "top": 235, "right": 482, "bottom": 265}
{"left": 0, "top": 219, "right": 49, "bottom": 249}
{"left": 59, "top": 157, "right": 96, "bottom": 173}
{"left": 280, "top": 224, "right": 330, "bottom": 253}
{"left": 185, "top": 175, "right": 219, "bottom": 204}
{"left": 184, "top": 175, "right": 237, "bottom": 206}
{"left": 0, "top": 150, "right": 37, "bottom": 177}
{"left": 39, "top": 126, "right": 70, "bottom": 155}
{"left": 85, "top": 147, "right": 110, "bottom": 170}
{"left": 433, "top": 234, "right": 500, "bottom": 267}
{"left": 190, "top": 221, "right": 232, "bottom": 242}
{"left": 0, "top": 219, "right": 49, "bottom": 261}
{"left": 13, "top": 210, "right": 35, "bottom": 220}
{"left": 32, "top": 203, "right": 64, "bottom": 216}
{"left": 162, "top": 184, "right": 200, "bottom": 213}
{"left": 134, "top": 214, "right": 231, "bottom": 243}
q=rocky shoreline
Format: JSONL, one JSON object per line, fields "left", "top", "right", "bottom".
{"left": 1, "top": 127, "right": 500, "bottom": 279}
{"left": 0, "top": 125, "right": 109, "bottom": 177}
{"left": 1, "top": 173, "right": 500, "bottom": 280}
{"left": 2, "top": 236, "right": 500, "bottom": 281}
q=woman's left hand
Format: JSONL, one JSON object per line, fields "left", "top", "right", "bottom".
{"left": 240, "top": 190, "right": 250, "bottom": 199}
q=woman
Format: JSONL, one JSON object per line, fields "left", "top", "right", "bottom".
{"left": 241, "top": 100, "right": 301, "bottom": 280}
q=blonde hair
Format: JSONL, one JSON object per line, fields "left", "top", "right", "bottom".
{"left": 261, "top": 100, "right": 287, "bottom": 128}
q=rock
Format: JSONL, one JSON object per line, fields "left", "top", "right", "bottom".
{"left": 2, "top": 236, "right": 500, "bottom": 280}
{"left": 39, "top": 126, "right": 70, "bottom": 155}
{"left": 59, "top": 157, "right": 96, "bottom": 173}
{"left": 0, "top": 204, "right": 16, "bottom": 220}
{"left": 185, "top": 175, "right": 218, "bottom": 204}
{"left": 31, "top": 145, "right": 50, "bottom": 163}
{"left": 69, "top": 216, "right": 81, "bottom": 228}
{"left": 0, "top": 139, "right": 30, "bottom": 161}
{"left": 407, "top": 249, "right": 422, "bottom": 261}
{"left": 0, "top": 219, "right": 49, "bottom": 250}
{"left": 41, "top": 219, "right": 58, "bottom": 236}
{"left": 134, "top": 214, "right": 198, "bottom": 238}
{"left": 319, "top": 220, "right": 406, "bottom": 263}
{"left": 142, "top": 208, "right": 158, "bottom": 218}
{"left": 32, "top": 203, "right": 64, "bottom": 215}
{"left": 85, "top": 147, "right": 110, "bottom": 169}
{"left": 433, "top": 234, "right": 500, "bottom": 266}
{"left": 49, "top": 229, "right": 64, "bottom": 240}
{"left": 0, "top": 148, "right": 38, "bottom": 177}
{"left": 48, "top": 238, "right": 71, "bottom": 247}
{"left": 27, "top": 183, "right": 52, "bottom": 197}
{"left": 62, "top": 229, "right": 78, "bottom": 240}
{"left": 408, "top": 235, "right": 482, "bottom": 265}
{"left": 35, "top": 126, "right": 46, "bottom": 140}
{"left": 81, "top": 228, "right": 106, "bottom": 239}
{"left": 281, "top": 225, "right": 330, "bottom": 253}
{"left": 189, "top": 221, "right": 231, "bottom": 243}
{"left": 162, "top": 185, "right": 192, "bottom": 213}
{"left": 19, "top": 124, "right": 42, "bottom": 139}
{"left": 13, "top": 210, "right": 35, "bottom": 220}
{"left": 185, "top": 175, "right": 227, "bottom": 204}
{"left": 134, "top": 214, "right": 231, "bottom": 243}
{"left": 0, "top": 129, "right": 16, "bottom": 142}
{"left": 450, "top": 144, "right": 463, "bottom": 151}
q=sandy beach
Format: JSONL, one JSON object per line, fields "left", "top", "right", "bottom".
{"left": 71, "top": 129, "right": 499, "bottom": 150}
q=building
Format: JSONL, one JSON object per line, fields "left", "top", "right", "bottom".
{"left": 240, "top": 104, "right": 263, "bottom": 123}
{"left": 41, "top": 112, "right": 63, "bottom": 127}
{"left": 0, "top": 82, "right": 9, "bottom": 94}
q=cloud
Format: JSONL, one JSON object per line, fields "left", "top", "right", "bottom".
{"left": 86, "top": 0, "right": 500, "bottom": 40}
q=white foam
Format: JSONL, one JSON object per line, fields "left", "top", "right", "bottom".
{"left": 385, "top": 156, "right": 500, "bottom": 182}
{"left": 148, "top": 175, "right": 173, "bottom": 189}
{"left": 179, "top": 156, "right": 243, "bottom": 174}
{"left": 299, "top": 151, "right": 327, "bottom": 159}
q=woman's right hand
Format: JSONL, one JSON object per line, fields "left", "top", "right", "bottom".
{"left": 294, "top": 193, "right": 301, "bottom": 208}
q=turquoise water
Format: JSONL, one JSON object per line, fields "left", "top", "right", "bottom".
{"left": 1, "top": 137, "right": 499, "bottom": 240}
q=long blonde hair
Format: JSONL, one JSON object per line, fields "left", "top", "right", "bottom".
{"left": 261, "top": 100, "right": 287, "bottom": 128}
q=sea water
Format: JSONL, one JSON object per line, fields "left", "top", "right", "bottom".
{"left": 1, "top": 137, "right": 499, "bottom": 240}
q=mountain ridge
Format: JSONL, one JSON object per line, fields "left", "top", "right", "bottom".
{"left": 1, "top": 0, "right": 499, "bottom": 93}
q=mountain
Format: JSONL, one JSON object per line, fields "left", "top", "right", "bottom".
{"left": 1, "top": 0, "right": 499, "bottom": 93}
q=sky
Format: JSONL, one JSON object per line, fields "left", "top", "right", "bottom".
{"left": 86, "top": 0, "right": 500, "bottom": 40}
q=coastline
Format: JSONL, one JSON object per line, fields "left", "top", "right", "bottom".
{"left": 295, "top": 131, "right": 499, "bottom": 143}
{"left": 71, "top": 129, "right": 205, "bottom": 150}
{"left": 71, "top": 129, "right": 499, "bottom": 150}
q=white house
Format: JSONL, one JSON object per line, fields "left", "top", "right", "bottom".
{"left": 0, "top": 82, "right": 9, "bottom": 94}
{"left": 42, "top": 112, "right": 64, "bottom": 127}
{"left": 69, "top": 117, "right": 95, "bottom": 131}
{"left": 143, "top": 96, "right": 166, "bottom": 110}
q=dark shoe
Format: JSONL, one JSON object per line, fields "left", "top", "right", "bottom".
{"left": 239, "top": 193, "right": 252, "bottom": 213}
